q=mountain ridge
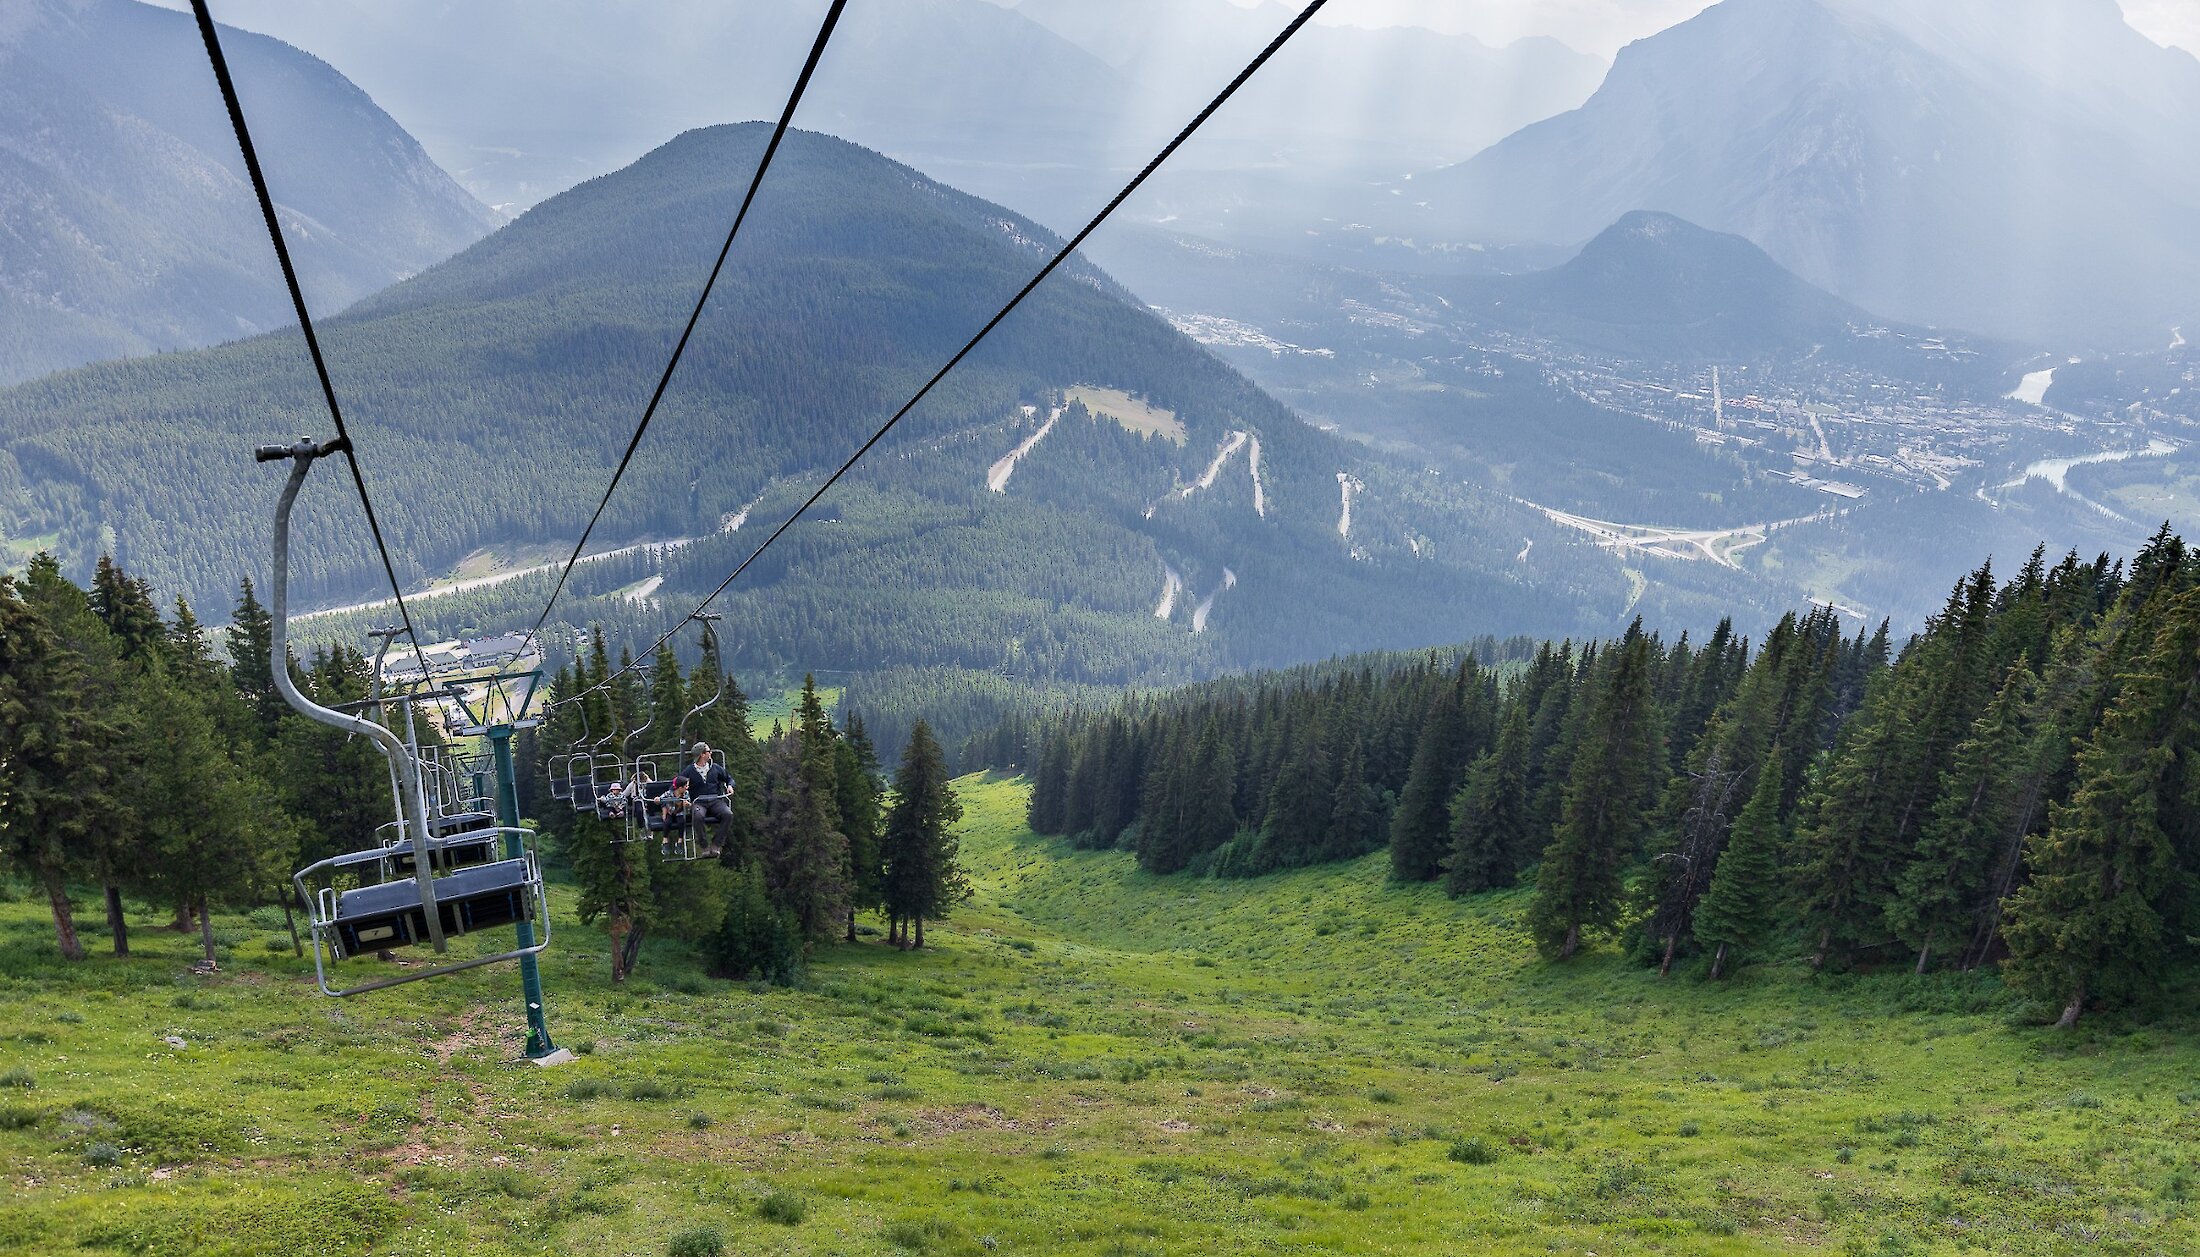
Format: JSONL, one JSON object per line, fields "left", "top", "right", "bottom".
{"left": 1404, "top": 0, "right": 2200, "bottom": 348}
{"left": 1, "top": 124, "right": 1742, "bottom": 681}
{"left": 0, "top": 0, "right": 499, "bottom": 385}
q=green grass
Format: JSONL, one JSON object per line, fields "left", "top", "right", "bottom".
{"left": 1, "top": 529, "right": 58, "bottom": 570}
{"left": 1064, "top": 385, "right": 1186, "bottom": 445}
{"left": 0, "top": 774, "right": 2193, "bottom": 1254}
{"left": 746, "top": 684, "right": 843, "bottom": 739}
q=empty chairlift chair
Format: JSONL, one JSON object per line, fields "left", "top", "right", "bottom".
{"left": 259, "top": 436, "right": 551, "bottom": 997}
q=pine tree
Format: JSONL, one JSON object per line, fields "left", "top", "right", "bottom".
{"left": 836, "top": 713, "right": 885, "bottom": 940}
{"left": 130, "top": 662, "right": 296, "bottom": 970}
{"left": 1390, "top": 677, "right": 1473, "bottom": 882}
{"left": 225, "top": 579, "right": 283, "bottom": 739}
{"left": 1799, "top": 567, "right": 2001, "bottom": 969}
{"left": 1028, "top": 729, "right": 1070, "bottom": 835}
{"left": 89, "top": 555, "right": 165, "bottom": 663}
{"left": 1444, "top": 705, "right": 1531, "bottom": 896}
{"left": 757, "top": 732, "right": 849, "bottom": 945}
{"left": 0, "top": 572, "right": 114, "bottom": 959}
{"left": 1887, "top": 664, "right": 2037, "bottom": 974}
{"left": 1643, "top": 739, "right": 1749, "bottom": 975}
{"left": 1193, "top": 732, "right": 1240, "bottom": 863}
{"left": 882, "top": 720, "right": 965, "bottom": 948}
{"left": 708, "top": 862, "right": 802, "bottom": 983}
{"left": 1326, "top": 739, "right": 1381, "bottom": 862}
{"left": 2004, "top": 588, "right": 2200, "bottom": 1027}
{"left": 1251, "top": 727, "right": 1331, "bottom": 874}
{"left": 7, "top": 557, "right": 127, "bottom": 959}
{"left": 1528, "top": 632, "right": 1664, "bottom": 959}
{"left": 1694, "top": 743, "right": 1786, "bottom": 980}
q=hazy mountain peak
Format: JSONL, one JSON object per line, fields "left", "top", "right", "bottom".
{"left": 1476, "top": 209, "right": 1874, "bottom": 357}
{"left": 1413, "top": 0, "right": 2200, "bottom": 348}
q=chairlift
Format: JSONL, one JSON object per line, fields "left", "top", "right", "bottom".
{"left": 259, "top": 437, "right": 549, "bottom": 997}
{"left": 547, "top": 682, "right": 613, "bottom": 808}
{"left": 600, "top": 671, "right": 662, "bottom": 845}
{"left": 659, "top": 615, "right": 733, "bottom": 863}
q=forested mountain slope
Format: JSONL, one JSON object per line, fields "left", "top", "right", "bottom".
{"left": 0, "top": 0, "right": 498, "bottom": 385}
{"left": 0, "top": 125, "right": 1771, "bottom": 685}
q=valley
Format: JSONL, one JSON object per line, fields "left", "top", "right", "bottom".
{"left": 1098, "top": 215, "right": 2192, "bottom": 628}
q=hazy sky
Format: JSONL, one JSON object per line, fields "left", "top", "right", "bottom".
{"left": 1239, "top": 0, "right": 2200, "bottom": 59}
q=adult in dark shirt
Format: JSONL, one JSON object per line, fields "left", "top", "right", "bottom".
{"left": 675, "top": 743, "right": 734, "bottom": 857}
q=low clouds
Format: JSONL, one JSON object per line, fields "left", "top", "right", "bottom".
{"left": 1266, "top": 0, "right": 2197, "bottom": 60}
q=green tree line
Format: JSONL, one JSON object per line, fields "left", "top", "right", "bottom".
{"left": 1012, "top": 531, "right": 2200, "bottom": 1027}
{"left": 0, "top": 550, "right": 966, "bottom": 987}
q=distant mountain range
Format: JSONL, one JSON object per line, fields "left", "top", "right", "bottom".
{"left": 0, "top": 0, "right": 498, "bottom": 386}
{"left": 169, "top": 0, "right": 1605, "bottom": 228}
{"left": 1400, "top": 0, "right": 2200, "bottom": 349}
{"left": 0, "top": 126, "right": 1747, "bottom": 679}
{"left": 1105, "top": 209, "right": 1963, "bottom": 368}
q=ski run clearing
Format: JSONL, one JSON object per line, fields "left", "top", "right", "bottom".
{"left": 1190, "top": 431, "right": 1249, "bottom": 495}
{"left": 1248, "top": 436, "right": 1266, "bottom": 518}
{"left": 987, "top": 405, "right": 1064, "bottom": 493}
{"left": 1155, "top": 566, "right": 1186, "bottom": 620}
{"left": 1065, "top": 385, "right": 1186, "bottom": 444}
{"left": 721, "top": 488, "right": 769, "bottom": 534}
{"left": 1148, "top": 431, "right": 1251, "bottom": 519}
{"left": 1191, "top": 568, "right": 1238, "bottom": 634}
{"left": 1337, "top": 472, "right": 1364, "bottom": 538}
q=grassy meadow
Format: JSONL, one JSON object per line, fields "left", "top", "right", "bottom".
{"left": 0, "top": 774, "right": 2194, "bottom": 1255}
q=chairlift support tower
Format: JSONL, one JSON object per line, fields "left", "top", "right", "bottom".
{"left": 258, "top": 437, "right": 565, "bottom": 1063}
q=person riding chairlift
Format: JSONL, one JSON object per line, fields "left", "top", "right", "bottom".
{"left": 674, "top": 742, "right": 734, "bottom": 858}
{"left": 599, "top": 760, "right": 652, "bottom": 821}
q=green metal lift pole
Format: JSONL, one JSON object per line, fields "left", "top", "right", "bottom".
{"left": 490, "top": 724, "right": 556, "bottom": 1059}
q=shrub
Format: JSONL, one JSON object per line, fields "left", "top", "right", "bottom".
{"left": 1447, "top": 1136, "right": 1497, "bottom": 1165}
{"left": 0, "top": 1105, "right": 39, "bottom": 1130}
{"left": 686, "top": 1113, "right": 712, "bottom": 1130}
{"left": 624, "top": 1079, "right": 683, "bottom": 1102}
{"left": 708, "top": 867, "right": 804, "bottom": 985}
{"left": 666, "top": 1225, "right": 724, "bottom": 1257}
{"left": 571, "top": 1039, "right": 597, "bottom": 1056}
{"left": 84, "top": 1142, "right": 123, "bottom": 1167}
{"left": 0, "top": 1068, "right": 34, "bottom": 1090}
{"left": 564, "top": 1078, "right": 615, "bottom": 1101}
{"left": 883, "top": 1218, "right": 954, "bottom": 1252}
{"left": 757, "top": 1190, "right": 807, "bottom": 1225}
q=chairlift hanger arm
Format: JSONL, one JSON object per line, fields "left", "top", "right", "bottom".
{"left": 676, "top": 616, "right": 729, "bottom": 748}
{"left": 262, "top": 441, "right": 448, "bottom": 954}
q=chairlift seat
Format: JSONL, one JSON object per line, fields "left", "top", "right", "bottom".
{"left": 331, "top": 858, "right": 534, "bottom": 957}
{"left": 640, "top": 780, "right": 681, "bottom": 831}
{"left": 431, "top": 810, "right": 494, "bottom": 837}
{"left": 384, "top": 827, "right": 502, "bottom": 875}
